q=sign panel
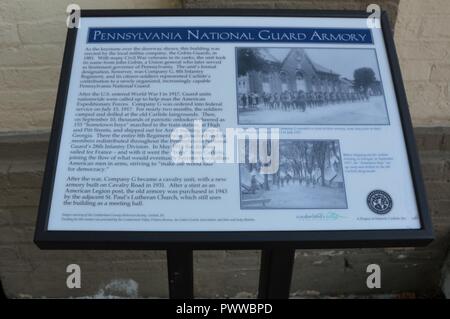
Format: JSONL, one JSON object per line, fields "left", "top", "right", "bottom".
{"left": 35, "top": 10, "right": 433, "bottom": 248}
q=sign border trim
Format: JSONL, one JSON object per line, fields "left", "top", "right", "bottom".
{"left": 34, "top": 9, "right": 434, "bottom": 250}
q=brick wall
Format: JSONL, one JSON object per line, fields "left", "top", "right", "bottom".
{"left": 394, "top": 0, "right": 450, "bottom": 126}
{"left": 0, "top": 128, "right": 449, "bottom": 298}
{"left": 0, "top": 0, "right": 181, "bottom": 133}
{"left": 0, "top": 0, "right": 449, "bottom": 298}
{"left": 184, "top": 0, "right": 399, "bottom": 28}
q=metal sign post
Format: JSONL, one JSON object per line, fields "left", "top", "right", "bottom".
{"left": 166, "top": 248, "right": 295, "bottom": 299}
{"left": 258, "top": 248, "right": 295, "bottom": 299}
{"left": 167, "top": 249, "right": 194, "bottom": 299}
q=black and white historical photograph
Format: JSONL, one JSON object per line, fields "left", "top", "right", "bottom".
{"left": 236, "top": 47, "right": 389, "bottom": 125}
{"left": 240, "top": 139, "right": 347, "bottom": 209}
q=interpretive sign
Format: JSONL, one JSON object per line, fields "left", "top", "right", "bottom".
{"left": 35, "top": 10, "right": 433, "bottom": 249}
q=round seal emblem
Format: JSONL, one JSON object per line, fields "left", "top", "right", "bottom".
{"left": 367, "top": 190, "right": 393, "bottom": 214}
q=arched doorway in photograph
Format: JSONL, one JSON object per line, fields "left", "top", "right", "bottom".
{"left": 280, "top": 71, "right": 288, "bottom": 92}
{"left": 296, "top": 70, "right": 307, "bottom": 92}
{"left": 262, "top": 72, "right": 271, "bottom": 93}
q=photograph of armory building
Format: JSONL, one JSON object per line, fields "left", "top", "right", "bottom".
{"left": 236, "top": 47, "right": 387, "bottom": 125}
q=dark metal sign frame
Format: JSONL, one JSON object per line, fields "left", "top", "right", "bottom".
{"left": 34, "top": 9, "right": 433, "bottom": 251}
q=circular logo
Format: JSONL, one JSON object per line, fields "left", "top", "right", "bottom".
{"left": 367, "top": 190, "right": 393, "bottom": 214}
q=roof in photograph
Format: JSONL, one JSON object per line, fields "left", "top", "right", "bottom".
{"left": 256, "top": 48, "right": 339, "bottom": 75}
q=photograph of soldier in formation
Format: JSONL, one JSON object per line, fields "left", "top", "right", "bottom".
{"left": 239, "top": 139, "right": 347, "bottom": 209}
{"left": 236, "top": 48, "right": 389, "bottom": 125}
